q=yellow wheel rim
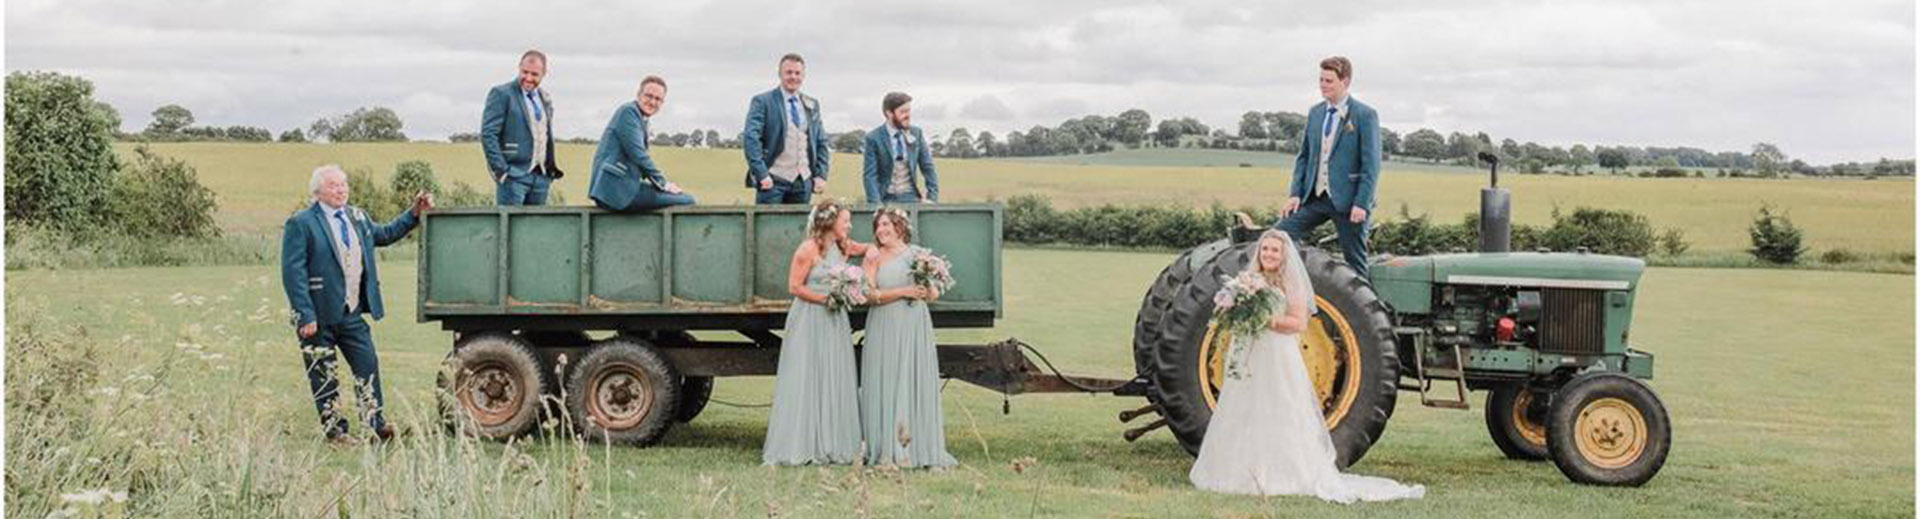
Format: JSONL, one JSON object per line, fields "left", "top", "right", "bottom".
{"left": 1513, "top": 390, "right": 1548, "bottom": 448}
{"left": 1199, "top": 296, "right": 1362, "bottom": 429}
{"left": 1574, "top": 397, "right": 1649, "bottom": 469}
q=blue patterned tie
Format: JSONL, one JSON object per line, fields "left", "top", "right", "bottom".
{"left": 333, "top": 210, "right": 353, "bottom": 249}
{"left": 894, "top": 132, "right": 906, "bottom": 161}
{"left": 1324, "top": 106, "right": 1338, "bottom": 138}
{"left": 527, "top": 90, "right": 542, "bottom": 120}
{"left": 787, "top": 96, "right": 802, "bottom": 125}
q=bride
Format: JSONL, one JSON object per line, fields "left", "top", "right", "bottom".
{"left": 1190, "top": 230, "right": 1425, "bottom": 503}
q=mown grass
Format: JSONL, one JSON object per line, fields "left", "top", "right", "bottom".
{"left": 127, "top": 143, "right": 1913, "bottom": 255}
{"left": 6, "top": 247, "right": 1912, "bottom": 517}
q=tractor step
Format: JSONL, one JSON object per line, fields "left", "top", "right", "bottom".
{"left": 1414, "top": 342, "right": 1472, "bottom": 410}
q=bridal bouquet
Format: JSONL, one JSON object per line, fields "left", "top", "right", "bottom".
{"left": 907, "top": 250, "right": 956, "bottom": 306}
{"left": 1212, "top": 270, "right": 1283, "bottom": 380}
{"left": 825, "top": 265, "right": 868, "bottom": 313}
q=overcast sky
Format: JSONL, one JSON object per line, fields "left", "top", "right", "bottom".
{"left": 6, "top": 0, "right": 1914, "bottom": 163}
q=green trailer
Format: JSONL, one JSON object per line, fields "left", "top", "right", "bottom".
{"left": 421, "top": 203, "right": 1133, "bottom": 444}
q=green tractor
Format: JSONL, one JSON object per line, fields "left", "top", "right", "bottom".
{"left": 1126, "top": 155, "right": 1671, "bottom": 486}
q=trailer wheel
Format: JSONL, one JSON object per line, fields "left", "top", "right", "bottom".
{"left": 566, "top": 337, "right": 681, "bottom": 445}
{"left": 439, "top": 332, "right": 548, "bottom": 439}
{"left": 652, "top": 331, "right": 712, "bottom": 423}
{"left": 1486, "top": 384, "right": 1550, "bottom": 461}
{"left": 675, "top": 377, "right": 713, "bottom": 422}
{"left": 1546, "top": 372, "right": 1671, "bottom": 486}
{"left": 1136, "top": 239, "right": 1399, "bottom": 468}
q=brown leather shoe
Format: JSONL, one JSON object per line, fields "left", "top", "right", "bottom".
{"left": 372, "top": 424, "right": 401, "bottom": 444}
{"left": 326, "top": 433, "right": 360, "bottom": 447}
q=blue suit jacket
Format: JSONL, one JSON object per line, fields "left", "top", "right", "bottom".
{"left": 281, "top": 203, "right": 419, "bottom": 328}
{"left": 1290, "top": 97, "right": 1381, "bottom": 212}
{"left": 861, "top": 124, "right": 939, "bottom": 203}
{"left": 481, "top": 79, "right": 564, "bottom": 180}
{"left": 589, "top": 102, "right": 672, "bottom": 211}
{"left": 741, "top": 88, "right": 830, "bottom": 187}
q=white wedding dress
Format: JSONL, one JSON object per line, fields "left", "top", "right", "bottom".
{"left": 1189, "top": 242, "right": 1424, "bottom": 503}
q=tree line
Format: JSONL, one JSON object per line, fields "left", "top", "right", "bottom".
{"left": 105, "top": 95, "right": 1911, "bottom": 177}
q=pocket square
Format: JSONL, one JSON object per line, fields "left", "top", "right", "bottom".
{"left": 1344, "top": 122, "right": 1357, "bottom": 132}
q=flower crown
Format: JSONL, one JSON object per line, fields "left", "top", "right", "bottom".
{"left": 876, "top": 205, "right": 913, "bottom": 236}
{"left": 806, "top": 198, "right": 847, "bottom": 232}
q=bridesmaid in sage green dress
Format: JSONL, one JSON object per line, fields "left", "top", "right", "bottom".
{"left": 858, "top": 208, "right": 958, "bottom": 469}
{"left": 763, "top": 200, "right": 871, "bottom": 466}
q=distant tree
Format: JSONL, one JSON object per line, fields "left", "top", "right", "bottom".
{"left": 279, "top": 128, "right": 308, "bottom": 143}
{"left": 146, "top": 104, "right": 194, "bottom": 136}
{"left": 945, "top": 128, "right": 973, "bottom": 158}
{"left": 1401, "top": 128, "right": 1447, "bottom": 163}
{"left": 1268, "top": 112, "right": 1308, "bottom": 144}
{"left": 312, "top": 106, "right": 406, "bottom": 142}
{"left": 1113, "top": 108, "right": 1152, "bottom": 148}
{"left": 1381, "top": 127, "right": 1401, "bottom": 157}
{"left": 1751, "top": 142, "right": 1786, "bottom": 176}
{"left": 831, "top": 130, "right": 863, "bottom": 153}
{"left": 1499, "top": 138, "right": 1522, "bottom": 162}
{"left": 1568, "top": 144, "right": 1594, "bottom": 174}
{"left": 974, "top": 130, "right": 998, "bottom": 157}
{"left": 1597, "top": 147, "right": 1629, "bottom": 174}
{"left": 1446, "top": 132, "right": 1479, "bottom": 161}
{"left": 447, "top": 132, "right": 479, "bottom": 143}
{"left": 1238, "top": 111, "right": 1268, "bottom": 139}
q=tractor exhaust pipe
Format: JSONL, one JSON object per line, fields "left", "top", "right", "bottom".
{"left": 1478, "top": 151, "right": 1511, "bottom": 253}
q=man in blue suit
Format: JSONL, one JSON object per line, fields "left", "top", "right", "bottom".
{"left": 742, "top": 53, "right": 830, "bottom": 205}
{"left": 1278, "top": 56, "right": 1381, "bottom": 278}
{"left": 590, "top": 76, "right": 695, "bottom": 212}
{"left": 481, "top": 50, "right": 564, "bottom": 206}
{"left": 281, "top": 165, "right": 432, "bottom": 445}
{"left": 861, "top": 92, "right": 939, "bottom": 204}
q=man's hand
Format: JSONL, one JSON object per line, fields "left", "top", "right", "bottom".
{"left": 1349, "top": 206, "right": 1368, "bottom": 224}
{"left": 298, "top": 322, "right": 318, "bottom": 339}
{"left": 1281, "top": 197, "right": 1302, "bottom": 218}
{"left": 812, "top": 178, "right": 828, "bottom": 194}
{"left": 411, "top": 191, "right": 435, "bottom": 216}
{"left": 758, "top": 178, "right": 773, "bottom": 191}
{"left": 492, "top": 170, "right": 506, "bottom": 184}
{"left": 663, "top": 181, "right": 683, "bottom": 195}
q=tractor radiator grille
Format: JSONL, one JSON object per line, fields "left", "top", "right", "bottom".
{"left": 1538, "top": 289, "right": 1606, "bottom": 355}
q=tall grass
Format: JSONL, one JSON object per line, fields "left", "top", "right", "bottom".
{"left": 4, "top": 295, "right": 595, "bottom": 518}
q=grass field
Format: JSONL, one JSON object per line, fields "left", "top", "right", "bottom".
{"left": 7, "top": 247, "right": 1913, "bottom": 517}
{"left": 129, "top": 143, "right": 1913, "bottom": 255}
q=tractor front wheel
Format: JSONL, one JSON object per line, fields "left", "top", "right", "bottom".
{"left": 1546, "top": 372, "right": 1671, "bottom": 486}
{"left": 1486, "top": 383, "right": 1550, "bottom": 461}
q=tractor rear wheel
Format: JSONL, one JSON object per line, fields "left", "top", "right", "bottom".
{"left": 1546, "top": 372, "right": 1671, "bottom": 486}
{"left": 1134, "top": 239, "right": 1400, "bottom": 468}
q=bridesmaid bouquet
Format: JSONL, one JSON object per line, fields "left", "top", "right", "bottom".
{"left": 908, "top": 251, "right": 956, "bottom": 306}
{"left": 825, "top": 265, "right": 868, "bottom": 313}
{"left": 1212, "top": 270, "right": 1282, "bottom": 380}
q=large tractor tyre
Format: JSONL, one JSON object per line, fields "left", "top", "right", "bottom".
{"left": 1545, "top": 372, "right": 1672, "bottom": 486}
{"left": 439, "top": 332, "right": 549, "bottom": 440}
{"left": 1133, "top": 240, "right": 1230, "bottom": 381}
{"left": 1486, "top": 383, "right": 1551, "bottom": 461}
{"left": 1137, "top": 240, "right": 1400, "bottom": 468}
{"left": 565, "top": 337, "right": 683, "bottom": 446}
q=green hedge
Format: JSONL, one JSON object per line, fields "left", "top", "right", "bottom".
{"left": 1001, "top": 195, "right": 1673, "bottom": 257}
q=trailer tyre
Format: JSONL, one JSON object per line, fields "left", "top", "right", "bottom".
{"left": 566, "top": 337, "right": 681, "bottom": 445}
{"left": 439, "top": 332, "right": 548, "bottom": 439}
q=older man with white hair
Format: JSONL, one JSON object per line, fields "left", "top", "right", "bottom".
{"left": 281, "top": 165, "right": 432, "bottom": 446}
